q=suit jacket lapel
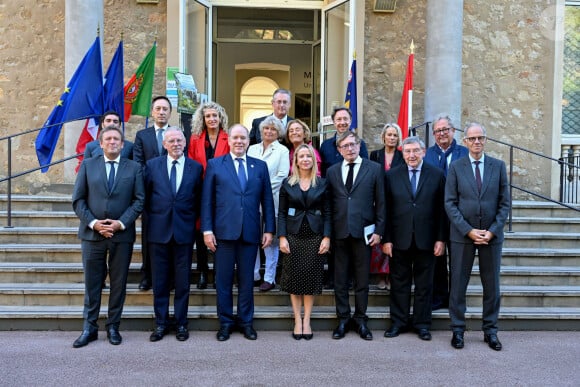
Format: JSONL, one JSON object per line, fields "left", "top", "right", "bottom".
{"left": 399, "top": 167, "right": 414, "bottom": 197}
{"left": 351, "top": 159, "right": 368, "bottom": 192}
{"left": 224, "top": 154, "right": 243, "bottom": 192}
{"left": 481, "top": 158, "right": 493, "bottom": 196}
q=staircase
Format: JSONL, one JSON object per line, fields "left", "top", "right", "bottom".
{"left": 0, "top": 195, "right": 579, "bottom": 331}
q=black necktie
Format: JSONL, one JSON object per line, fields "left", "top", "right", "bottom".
{"left": 236, "top": 158, "right": 247, "bottom": 191}
{"left": 474, "top": 161, "right": 482, "bottom": 192}
{"left": 345, "top": 163, "right": 355, "bottom": 192}
{"left": 170, "top": 160, "right": 178, "bottom": 195}
{"left": 411, "top": 169, "right": 418, "bottom": 196}
{"left": 107, "top": 161, "right": 116, "bottom": 192}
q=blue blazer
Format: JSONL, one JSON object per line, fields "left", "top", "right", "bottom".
{"left": 424, "top": 141, "right": 469, "bottom": 175}
{"left": 144, "top": 156, "right": 204, "bottom": 245}
{"left": 133, "top": 126, "right": 167, "bottom": 165}
{"left": 201, "top": 154, "right": 276, "bottom": 243}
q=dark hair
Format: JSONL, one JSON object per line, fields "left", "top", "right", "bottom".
{"left": 99, "top": 111, "right": 121, "bottom": 131}
{"left": 331, "top": 106, "right": 352, "bottom": 121}
{"left": 151, "top": 95, "right": 173, "bottom": 112}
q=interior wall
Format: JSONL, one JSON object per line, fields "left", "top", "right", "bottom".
{"left": 217, "top": 42, "right": 313, "bottom": 124}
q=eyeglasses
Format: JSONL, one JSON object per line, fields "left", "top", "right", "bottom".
{"left": 433, "top": 127, "right": 451, "bottom": 135}
{"left": 338, "top": 142, "right": 359, "bottom": 150}
{"left": 465, "top": 136, "right": 486, "bottom": 143}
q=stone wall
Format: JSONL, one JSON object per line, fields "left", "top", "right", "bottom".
{"left": 364, "top": 0, "right": 559, "bottom": 199}
{"left": 0, "top": 0, "right": 169, "bottom": 194}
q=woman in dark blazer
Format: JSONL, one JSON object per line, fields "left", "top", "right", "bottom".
{"left": 369, "top": 123, "right": 405, "bottom": 289}
{"left": 278, "top": 144, "right": 331, "bottom": 340}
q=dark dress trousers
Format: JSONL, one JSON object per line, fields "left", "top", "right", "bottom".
{"left": 133, "top": 126, "right": 168, "bottom": 284}
{"left": 72, "top": 156, "right": 144, "bottom": 332}
{"left": 384, "top": 163, "right": 447, "bottom": 330}
{"left": 201, "top": 154, "right": 275, "bottom": 328}
{"left": 145, "top": 156, "right": 203, "bottom": 328}
{"left": 326, "top": 158, "right": 385, "bottom": 326}
{"left": 445, "top": 155, "right": 509, "bottom": 334}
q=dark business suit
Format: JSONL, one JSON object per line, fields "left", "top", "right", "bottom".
{"left": 250, "top": 114, "right": 293, "bottom": 146}
{"left": 326, "top": 158, "right": 385, "bottom": 326}
{"left": 84, "top": 139, "right": 134, "bottom": 160}
{"left": 445, "top": 155, "right": 509, "bottom": 334}
{"left": 384, "top": 162, "right": 447, "bottom": 330}
{"left": 133, "top": 126, "right": 168, "bottom": 285}
{"left": 369, "top": 148, "right": 404, "bottom": 171}
{"left": 201, "top": 154, "right": 275, "bottom": 328}
{"left": 72, "top": 156, "right": 144, "bottom": 332}
{"left": 145, "top": 156, "right": 203, "bottom": 328}
{"left": 319, "top": 134, "right": 369, "bottom": 177}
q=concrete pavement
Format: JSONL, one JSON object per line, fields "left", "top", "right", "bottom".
{"left": 0, "top": 330, "right": 578, "bottom": 386}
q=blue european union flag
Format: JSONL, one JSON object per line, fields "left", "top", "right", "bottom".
{"left": 35, "top": 37, "right": 104, "bottom": 172}
{"left": 104, "top": 40, "right": 124, "bottom": 125}
{"left": 344, "top": 58, "right": 357, "bottom": 131}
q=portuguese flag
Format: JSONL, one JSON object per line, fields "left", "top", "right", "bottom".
{"left": 124, "top": 42, "right": 156, "bottom": 121}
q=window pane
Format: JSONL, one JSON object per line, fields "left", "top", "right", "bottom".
{"left": 562, "top": 6, "right": 580, "bottom": 135}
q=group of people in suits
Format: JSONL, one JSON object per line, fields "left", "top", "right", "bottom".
{"left": 71, "top": 91, "right": 509, "bottom": 351}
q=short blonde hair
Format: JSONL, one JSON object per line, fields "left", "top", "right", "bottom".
{"left": 287, "top": 144, "right": 318, "bottom": 187}
{"left": 381, "top": 123, "right": 402, "bottom": 147}
{"left": 285, "top": 119, "right": 311, "bottom": 144}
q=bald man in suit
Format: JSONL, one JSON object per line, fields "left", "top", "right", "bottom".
{"left": 445, "top": 122, "right": 509, "bottom": 351}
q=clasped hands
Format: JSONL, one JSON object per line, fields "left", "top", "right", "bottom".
{"left": 468, "top": 228, "right": 494, "bottom": 245}
{"left": 94, "top": 219, "right": 121, "bottom": 238}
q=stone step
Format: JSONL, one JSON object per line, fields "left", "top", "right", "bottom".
{"left": 2, "top": 262, "right": 578, "bottom": 287}
{"left": 500, "top": 247, "right": 580, "bottom": 266}
{"left": 507, "top": 217, "right": 580, "bottom": 232}
{"left": 510, "top": 200, "right": 580, "bottom": 218}
{"left": 503, "top": 232, "right": 580, "bottom": 249}
{"left": 0, "top": 211, "right": 141, "bottom": 228}
{"left": 0, "top": 305, "right": 578, "bottom": 331}
{"left": 0, "top": 283, "right": 578, "bottom": 308}
{"left": 0, "top": 195, "right": 72, "bottom": 213}
{"left": 0, "top": 227, "right": 143, "bottom": 244}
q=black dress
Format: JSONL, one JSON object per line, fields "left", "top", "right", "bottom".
{"left": 279, "top": 178, "right": 331, "bottom": 295}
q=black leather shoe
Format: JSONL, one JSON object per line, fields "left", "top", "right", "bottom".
{"left": 176, "top": 326, "right": 189, "bottom": 341}
{"left": 73, "top": 330, "right": 98, "bottom": 348}
{"left": 451, "top": 332, "right": 464, "bottom": 349}
{"left": 358, "top": 324, "right": 373, "bottom": 341}
{"left": 197, "top": 272, "right": 208, "bottom": 290}
{"left": 242, "top": 325, "right": 258, "bottom": 340}
{"left": 292, "top": 332, "right": 303, "bottom": 340}
{"left": 418, "top": 328, "right": 432, "bottom": 341}
{"left": 384, "top": 325, "right": 407, "bottom": 338}
{"left": 217, "top": 325, "right": 232, "bottom": 342}
{"left": 139, "top": 278, "right": 151, "bottom": 291}
{"left": 107, "top": 327, "right": 122, "bottom": 345}
{"left": 332, "top": 322, "right": 349, "bottom": 339}
{"left": 302, "top": 333, "right": 313, "bottom": 341}
{"left": 150, "top": 326, "right": 167, "bottom": 342}
{"left": 484, "top": 333, "right": 502, "bottom": 351}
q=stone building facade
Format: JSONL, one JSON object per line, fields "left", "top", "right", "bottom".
{"left": 0, "top": 0, "right": 575, "bottom": 201}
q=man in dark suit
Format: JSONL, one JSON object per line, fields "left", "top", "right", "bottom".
{"left": 145, "top": 127, "right": 203, "bottom": 343}
{"left": 383, "top": 137, "right": 447, "bottom": 341}
{"left": 326, "top": 131, "right": 385, "bottom": 341}
{"left": 250, "top": 88, "right": 293, "bottom": 146}
{"left": 423, "top": 114, "right": 469, "bottom": 311}
{"left": 72, "top": 126, "right": 144, "bottom": 348}
{"left": 445, "top": 122, "right": 509, "bottom": 351}
{"left": 201, "top": 124, "right": 276, "bottom": 342}
{"left": 133, "top": 96, "right": 172, "bottom": 291}
{"left": 84, "top": 111, "right": 134, "bottom": 160}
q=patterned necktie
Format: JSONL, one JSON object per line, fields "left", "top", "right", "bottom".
{"left": 474, "top": 161, "right": 482, "bottom": 192}
{"left": 236, "top": 158, "right": 247, "bottom": 191}
{"left": 411, "top": 169, "right": 418, "bottom": 196}
{"left": 170, "top": 160, "right": 178, "bottom": 195}
{"left": 107, "top": 161, "right": 116, "bottom": 192}
{"left": 157, "top": 129, "right": 164, "bottom": 155}
{"left": 345, "top": 163, "right": 355, "bottom": 192}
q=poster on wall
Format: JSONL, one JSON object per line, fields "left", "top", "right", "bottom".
{"left": 166, "top": 67, "right": 179, "bottom": 110}
{"left": 174, "top": 72, "right": 198, "bottom": 114}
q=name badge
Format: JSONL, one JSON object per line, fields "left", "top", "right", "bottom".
{"left": 288, "top": 208, "right": 296, "bottom": 216}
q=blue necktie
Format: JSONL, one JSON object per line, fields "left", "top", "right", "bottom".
{"left": 170, "top": 160, "right": 177, "bottom": 195}
{"left": 236, "top": 158, "right": 247, "bottom": 191}
{"left": 107, "top": 161, "right": 116, "bottom": 192}
{"left": 411, "top": 169, "right": 417, "bottom": 196}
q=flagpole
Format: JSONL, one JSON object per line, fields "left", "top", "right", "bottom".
{"left": 408, "top": 40, "right": 414, "bottom": 136}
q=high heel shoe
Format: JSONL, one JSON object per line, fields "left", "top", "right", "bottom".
{"left": 302, "top": 333, "right": 313, "bottom": 340}
{"left": 292, "top": 332, "right": 303, "bottom": 340}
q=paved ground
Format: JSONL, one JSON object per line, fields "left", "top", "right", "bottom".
{"left": 0, "top": 330, "right": 578, "bottom": 386}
